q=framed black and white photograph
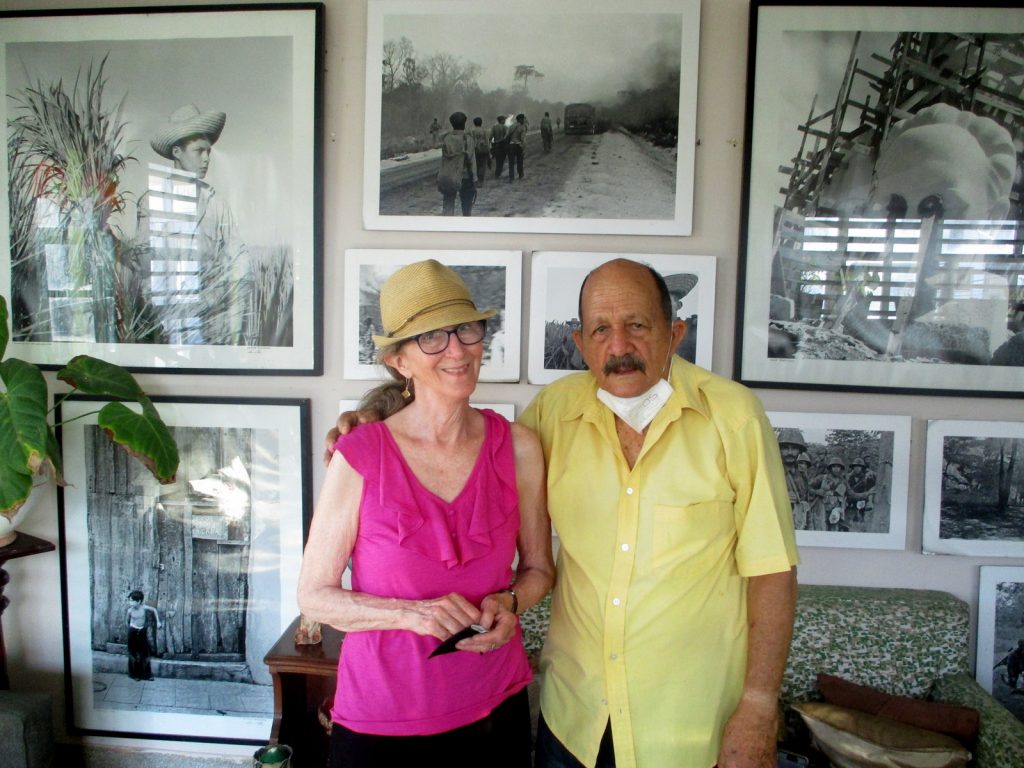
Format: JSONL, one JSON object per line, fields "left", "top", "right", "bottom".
{"left": 362, "top": 0, "right": 699, "bottom": 236}
{"left": 527, "top": 251, "right": 715, "bottom": 385}
{"left": 923, "top": 419, "right": 1024, "bottom": 557}
{"left": 766, "top": 410, "right": 911, "bottom": 550}
{"left": 1, "top": 5, "right": 323, "bottom": 374}
{"left": 58, "top": 396, "right": 311, "bottom": 743}
{"left": 736, "top": 2, "right": 1024, "bottom": 397}
{"left": 343, "top": 250, "right": 522, "bottom": 382}
{"left": 976, "top": 566, "right": 1024, "bottom": 722}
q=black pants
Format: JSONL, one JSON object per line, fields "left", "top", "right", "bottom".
{"left": 127, "top": 626, "right": 153, "bottom": 681}
{"left": 441, "top": 177, "right": 476, "bottom": 216}
{"left": 493, "top": 144, "right": 507, "bottom": 177}
{"left": 329, "top": 688, "right": 531, "bottom": 768}
{"left": 475, "top": 150, "right": 490, "bottom": 184}
{"left": 535, "top": 713, "right": 615, "bottom": 768}
{"left": 507, "top": 143, "right": 524, "bottom": 180}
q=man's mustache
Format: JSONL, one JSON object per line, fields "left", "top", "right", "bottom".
{"left": 604, "top": 354, "right": 646, "bottom": 376}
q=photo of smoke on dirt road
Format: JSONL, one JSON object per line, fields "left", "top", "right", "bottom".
{"left": 363, "top": 0, "right": 699, "bottom": 235}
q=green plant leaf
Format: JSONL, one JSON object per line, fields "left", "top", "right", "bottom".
{"left": 46, "top": 425, "right": 64, "bottom": 484}
{"left": 1, "top": 295, "right": 9, "bottom": 360}
{"left": 57, "top": 355, "right": 144, "bottom": 401}
{"left": 98, "top": 400, "right": 179, "bottom": 484}
{"left": 0, "top": 357, "right": 50, "bottom": 518}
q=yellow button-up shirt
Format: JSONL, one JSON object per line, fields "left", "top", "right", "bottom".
{"left": 519, "top": 357, "right": 799, "bottom": 768}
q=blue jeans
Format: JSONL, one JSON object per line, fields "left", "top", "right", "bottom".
{"left": 535, "top": 712, "right": 615, "bottom": 768}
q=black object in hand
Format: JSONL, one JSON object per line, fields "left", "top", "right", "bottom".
{"left": 429, "top": 624, "right": 487, "bottom": 658}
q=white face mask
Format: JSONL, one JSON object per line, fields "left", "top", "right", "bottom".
{"left": 597, "top": 377, "right": 674, "bottom": 433}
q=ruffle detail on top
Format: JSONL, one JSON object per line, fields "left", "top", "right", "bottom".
{"left": 343, "top": 411, "right": 518, "bottom": 569}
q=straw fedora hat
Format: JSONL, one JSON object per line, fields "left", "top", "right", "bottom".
{"left": 372, "top": 260, "right": 496, "bottom": 348}
{"left": 151, "top": 104, "right": 227, "bottom": 159}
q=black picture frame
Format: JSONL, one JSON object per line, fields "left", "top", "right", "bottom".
{"left": 57, "top": 395, "right": 312, "bottom": 744}
{"left": 736, "top": 1, "right": 1024, "bottom": 397}
{"left": 2, "top": 4, "right": 324, "bottom": 374}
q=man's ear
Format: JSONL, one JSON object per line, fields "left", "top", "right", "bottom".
{"left": 171, "top": 145, "right": 183, "bottom": 163}
{"left": 572, "top": 328, "right": 583, "bottom": 352}
{"left": 671, "top": 319, "right": 687, "bottom": 349}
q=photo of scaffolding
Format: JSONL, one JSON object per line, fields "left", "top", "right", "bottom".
{"left": 739, "top": 6, "right": 1024, "bottom": 396}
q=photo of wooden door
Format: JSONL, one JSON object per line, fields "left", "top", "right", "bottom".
{"left": 86, "top": 425, "right": 254, "bottom": 677}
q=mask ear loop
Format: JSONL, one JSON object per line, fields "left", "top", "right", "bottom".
{"left": 662, "top": 344, "right": 674, "bottom": 380}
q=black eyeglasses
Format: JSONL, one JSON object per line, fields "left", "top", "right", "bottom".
{"left": 413, "top": 321, "right": 486, "bottom": 354}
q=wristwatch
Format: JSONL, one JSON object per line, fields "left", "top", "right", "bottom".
{"left": 500, "top": 587, "right": 518, "bottom": 615}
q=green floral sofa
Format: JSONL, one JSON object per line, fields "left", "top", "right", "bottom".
{"left": 784, "top": 585, "right": 1024, "bottom": 767}
{"left": 519, "top": 585, "right": 1024, "bottom": 766}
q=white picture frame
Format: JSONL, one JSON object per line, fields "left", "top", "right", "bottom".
{"left": 766, "top": 410, "right": 911, "bottom": 550}
{"left": 343, "top": 249, "right": 521, "bottom": 382}
{"left": 923, "top": 419, "right": 1024, "bottom": 557}
{"left": 527, "top": 251, "right": 715, "bottom": 385}
{"left": 977, "top": 565, "right": 1024, "bottom": 722}
{"left": 362, "top": 0, "right": 699, "bottom": 236}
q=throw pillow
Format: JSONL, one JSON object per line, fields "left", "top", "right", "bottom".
{"left": 817, "top": 673, "right": 980, "bottom": 747}
{"left": 792, "top": 701, "right": 971, "bottom": 768}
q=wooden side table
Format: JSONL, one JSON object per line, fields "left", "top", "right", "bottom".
{"left": 0, "top": 533, "right": 56, "bottom": 690}
{"left": 264, "top": 616, "right": 344, "bottom": 768}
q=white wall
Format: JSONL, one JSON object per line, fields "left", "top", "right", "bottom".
{"left": 3, "top": 0, "right": 1020, "bottom": 752}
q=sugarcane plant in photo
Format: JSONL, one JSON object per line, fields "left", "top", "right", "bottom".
{"left": 7, "top": 55, "right": 140, "bottom": 344}
{"left": 0, "top": 293, "right": 179, "bottom": 525}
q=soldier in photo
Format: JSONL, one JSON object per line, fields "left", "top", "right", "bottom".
{"left": 846, "top": 457, "right": 877, "bottom": 525}
{"left": 777, "top": 428, "right": 810, "bottom": 530}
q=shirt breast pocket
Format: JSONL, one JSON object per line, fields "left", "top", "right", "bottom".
{"left": 652, "top": 501, "right": 730, "bottom": 570}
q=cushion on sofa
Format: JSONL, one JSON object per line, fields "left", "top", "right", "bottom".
{"left": 817, "top": 673, "right": 979, "bottom": 747}
{"left": 792, "top": 701, "right": 970, "bottom": 768}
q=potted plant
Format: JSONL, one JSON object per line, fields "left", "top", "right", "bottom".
{"left": 0, "top": 294, "right": 179, "bottom": 545}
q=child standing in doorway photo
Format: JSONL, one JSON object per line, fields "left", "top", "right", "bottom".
{"left": 126, "top": 590, "right": 161, "bottom": 681}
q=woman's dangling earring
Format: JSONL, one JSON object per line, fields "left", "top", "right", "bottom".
{"left": 402, "top": 377, "right": 412, "bottom": 400}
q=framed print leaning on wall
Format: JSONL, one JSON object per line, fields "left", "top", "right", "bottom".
{"left": 1, "top": 5, "right": 323, "bottom": 374}
{"left": 736, "top": 2, "right": 1024, "bottom": 397}
{"left": 527, "top": 251, "right": 715, "bottom": 385}
{"left": 977, "top": 566, "right": 1024, "bottom": 721}
{"left": 344, "top": 249, "right": 522, "bottom": 382}
{"left": 766, "top": 410, "right": 911, "bottom": 550}
{"left": 923, "top": 419, "right": 1024, "bottom": 557}
{"left": 363, "top": 0, "right": 699, "bottom": 236}
{"left": 58, "top": 396, "right": 311, "bottom": 744}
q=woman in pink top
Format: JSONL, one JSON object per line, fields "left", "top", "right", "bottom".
{"left": 298, "top": 260, "right": 553, "bottom": 768}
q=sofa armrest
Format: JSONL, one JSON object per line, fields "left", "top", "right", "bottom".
{"left": 930, "top": 672, "right": 1024, "bottom": 768}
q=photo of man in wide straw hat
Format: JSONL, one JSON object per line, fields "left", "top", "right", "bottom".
{"left": 136, "top": 104, "right": 251, "bottom": 346}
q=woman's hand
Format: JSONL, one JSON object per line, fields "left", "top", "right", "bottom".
{"left": 408, "top": 592, "right": 483, "bottom": 641}
{"left": 455, "top": 592, "right": 518, "bottom": 653}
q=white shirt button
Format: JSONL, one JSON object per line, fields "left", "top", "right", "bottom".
{"left": 626, "top": 487, "right": 634, "bottom": 495}
{"left": 621, "top": 543, "right": 629, "bottom": 552}
{"left": 612, "top": 598, "right": 621, "bottom": 606}
{"left": 610, "top": 654, "right": 618, "bottom": 661}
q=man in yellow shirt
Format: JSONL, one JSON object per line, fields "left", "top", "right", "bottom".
{"left": 521, "top": 259, "right": 798, "bottom": 768}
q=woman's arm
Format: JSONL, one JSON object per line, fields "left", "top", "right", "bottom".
{"left": 461, "top": 422, "right": 554, "bottom": 652}
{"left": 298, "top": 451, "right": 482, "bottom": 640}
